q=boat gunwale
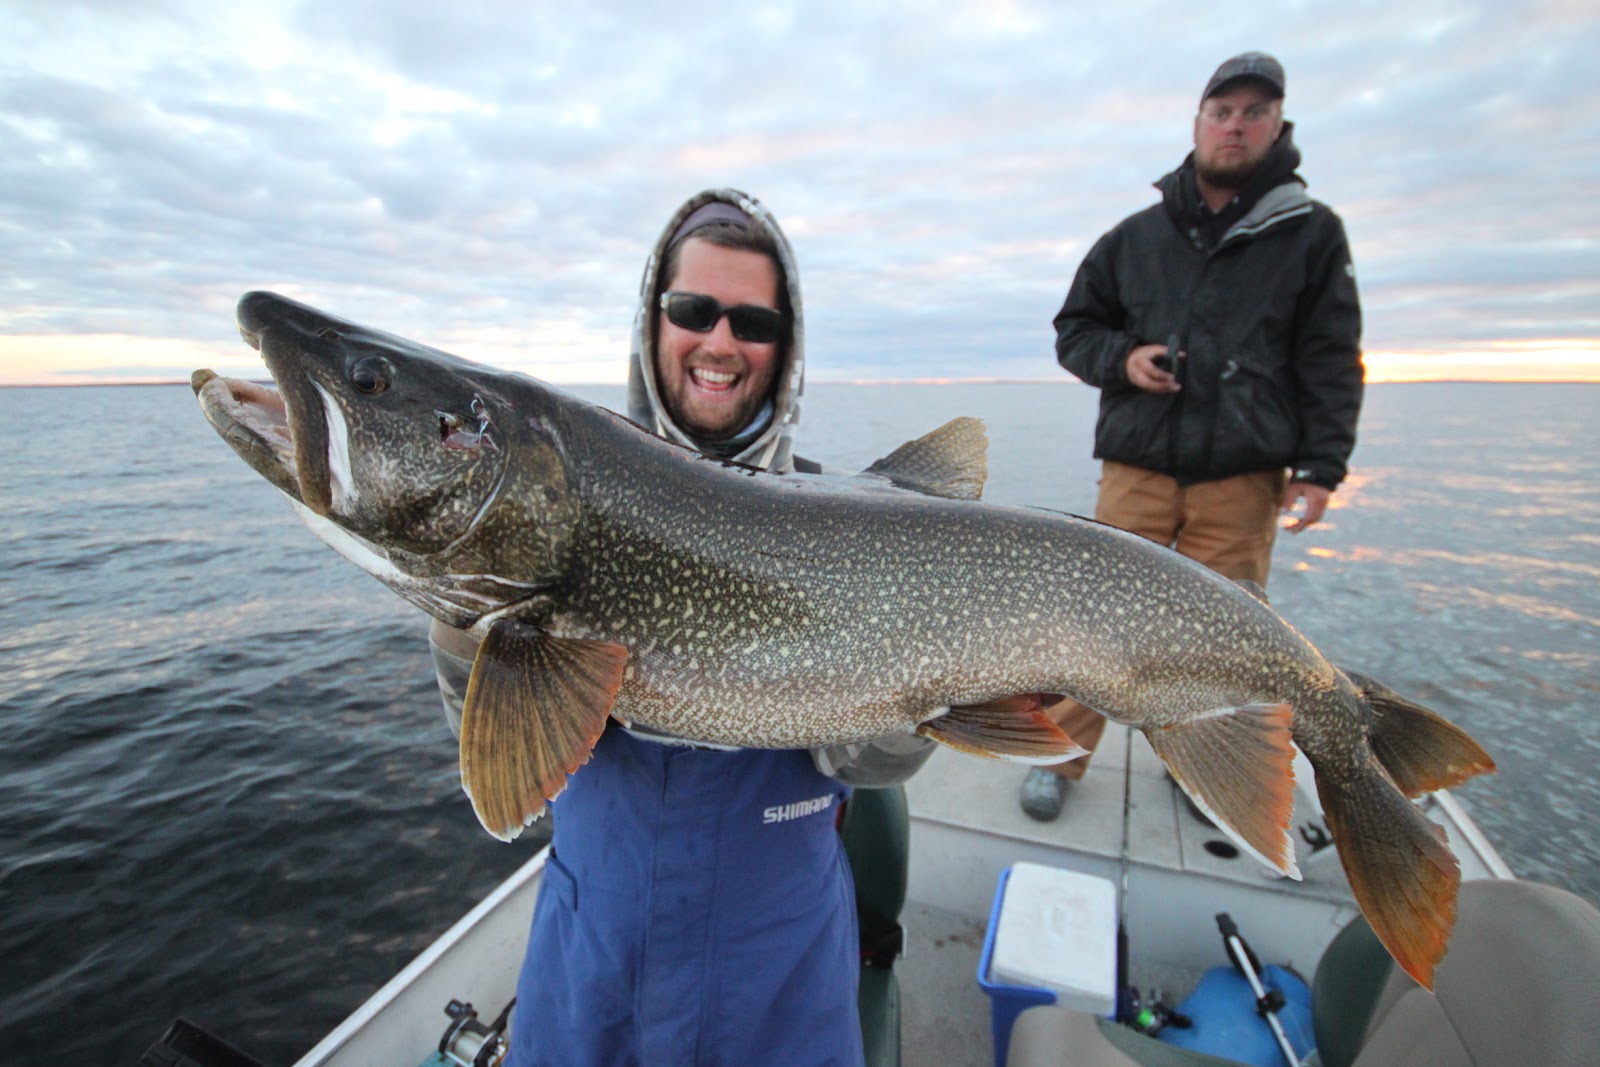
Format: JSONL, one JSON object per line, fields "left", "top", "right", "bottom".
{"left": 291, "top": 846, "right": 549, "bottom": 1067}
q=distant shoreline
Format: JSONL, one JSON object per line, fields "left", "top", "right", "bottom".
{"left": 2, "top": 377, "right": 1597, "bottom": 390}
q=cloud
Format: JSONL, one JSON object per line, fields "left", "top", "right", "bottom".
{"left": 0, "top": 0, "right": 1597, "bottom": 386}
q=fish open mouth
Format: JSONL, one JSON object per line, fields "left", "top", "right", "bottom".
{"left": 193, "top": 313, "right": 335, "bottom": 513}
{"left": 192, "top": 369, "right": 304, "bottom": 495}
{"left": 192, "top": 370, "right": 290, "bottom": 454}
{"left": 191, "top": 350, "right": 334, "bottom": 518}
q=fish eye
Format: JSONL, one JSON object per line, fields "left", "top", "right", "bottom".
{"left": 349, "top": 356, "right": 394, "bottom": 396}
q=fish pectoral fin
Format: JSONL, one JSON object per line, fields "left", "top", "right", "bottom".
{"left": 916, "top": 693, "right": 1086, "bottom": 765}
{"left": 1147, "top": 702, "right": 1300, "bottom": 878}
{"left": 861, "top": 416, "right": 988, "bottom": 500}
{"left": 1343, "top": 667, "right": 1496, "bottom": 796}
{"left": 459, "top": 619, "right": 627, "bottom": 841}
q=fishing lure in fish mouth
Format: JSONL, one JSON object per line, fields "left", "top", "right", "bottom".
{"left": 194, "top": 289, "right": 1494, "bottom": 993}
{"left": 438, "top": 396, "right": 499, "bottom": 452}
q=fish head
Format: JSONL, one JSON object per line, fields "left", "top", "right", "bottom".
{"left": 195, "top": 291, "right": 579, "bottom": 618}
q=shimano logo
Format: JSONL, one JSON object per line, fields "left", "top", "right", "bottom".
{"left": 762, "top": 793, "right": 836, "bottom": 825}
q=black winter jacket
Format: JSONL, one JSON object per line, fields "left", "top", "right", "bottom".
{"left": 1054, "top": 127, "right": 1363, "bottom": 489}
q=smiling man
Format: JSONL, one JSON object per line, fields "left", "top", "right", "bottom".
{"left": 431, "top": 189, "right": 933, "bottom": 1066}
{"left": 651, "top": 230, "right": 784, "bottom": 442}
{"left": 627, "top": 191, "right": 803, "bottom": 467}
{"left": 1025, "top": 53, "right": 1365, "bottom": 821}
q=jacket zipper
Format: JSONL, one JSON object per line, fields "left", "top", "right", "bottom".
{"left": 1165, "top": 222, "right": 1209, "bottom": 480}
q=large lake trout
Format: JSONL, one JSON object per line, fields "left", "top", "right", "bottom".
{"left": 195, "top": 291, "right": 1493, "bottom": 988}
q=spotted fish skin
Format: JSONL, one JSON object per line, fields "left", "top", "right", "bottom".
{"left": 195, "top": 291, "right": 1494, "bottom": 991}
{"left": 548, "top": 428, "right": 1310, "bottom": 749}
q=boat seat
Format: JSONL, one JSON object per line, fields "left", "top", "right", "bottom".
{"left": 1005, "top": 879, "right": 1600, "bottom": 1067}
{"left": 840, "top": 784, "right": 910, "bottom": 1067}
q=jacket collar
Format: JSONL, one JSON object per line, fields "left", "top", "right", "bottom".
{"left": 1158, "top": 122, "right": 1307, "bottom": 247}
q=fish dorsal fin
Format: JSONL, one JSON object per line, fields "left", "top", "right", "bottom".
{"left": 861, "top": 416, "right": 988, "bottom": 500}
{"left": 916, "top": 692, "right": 1086, "bottom": 764}
{"left": 459, "top": 619, "right": 627, "bottom": 840}
{"left": 1147, "top": 702, "right": 1300, "bottom": 878}
{"left": 1235, "top": 579, "right": 1269, "bottom": 604}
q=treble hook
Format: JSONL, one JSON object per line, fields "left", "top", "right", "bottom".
{"left": 438, "top": 396, "right": 500, "bottom": 452}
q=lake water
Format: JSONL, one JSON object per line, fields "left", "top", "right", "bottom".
{"left": 1, "top": 380, "right": 1595, "bottom": 1064}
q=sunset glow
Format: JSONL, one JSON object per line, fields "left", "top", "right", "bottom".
{"left": 5, "top": 336, "right": 1598, "bottom": 388}
{"left": 1363, "top": 342, "right": 1600, "bottom": 384}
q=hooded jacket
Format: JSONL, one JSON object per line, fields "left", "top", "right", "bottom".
{"left": 626, "top": 188, "right": 807, "bottom": 471}
{"left": 1054, "top": 124, "right": 1364, "bottom": 489}
{"left": 489, "top": 191, "right": 890, "bottom": 1067}
{"left": 424, "top": 194, "right": 934, "bottom": 1067}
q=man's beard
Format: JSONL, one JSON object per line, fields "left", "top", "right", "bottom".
{"left": 1194, "top": 153, "right": 1262, "bottom": 191}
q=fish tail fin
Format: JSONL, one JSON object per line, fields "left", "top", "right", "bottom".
{"left": 917, "top": 693, "right": 1087, "bottom": 765}
{"left": 1318, "top": 759, "right": 1460, "bottom": 990}
{"left": 1344, "top": 668, "right": 1497, "bottom": 796}
{"left": 1147, "top": 703, "right": 1299, "bottom": 877}
{"left": 459, "top": 619, "right": 628, "bottom": 841}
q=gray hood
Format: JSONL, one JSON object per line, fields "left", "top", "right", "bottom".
{"left": 625, "top": 188, "right": 806, "bottom": 472}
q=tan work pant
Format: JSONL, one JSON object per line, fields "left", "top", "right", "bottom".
{"left": 1043, "top": 461, "right": 1287, "bottom": 780}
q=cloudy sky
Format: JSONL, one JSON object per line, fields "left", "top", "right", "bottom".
{"left": 3, "top": 0, "right": 1597, "bottom": 386}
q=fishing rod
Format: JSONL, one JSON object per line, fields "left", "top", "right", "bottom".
{"left": 1114, "top": 732, "right": 1189, "bottom": 1038}
{"left": 1216, "top": 914, "right": 1302, "bottom": 1067}
{"left": 1115, "top": 728, "right": 1134, "bottom": 1023}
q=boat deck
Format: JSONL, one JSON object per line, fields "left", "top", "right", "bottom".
{"left": 899, "top": 900, "right": 994, "bottom": 1067}
{"left": 293, "top": 720, "right": 1510, "bottom": 1067}
{"left": 898, "top": 722, "right": 1352, "bottom": 1066}
{"left": 896, "top": 720, "right": 1509, "bottom": 1065}
{"left": 905, "top": 721, "right": 1359, "bottom": 918}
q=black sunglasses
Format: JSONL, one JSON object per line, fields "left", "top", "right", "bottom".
{"left": 659, "top": 291, "right": 787, "bottom": 344}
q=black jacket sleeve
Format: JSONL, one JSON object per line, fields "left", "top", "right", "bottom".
{"left": 1287, "top": 211, "right": 1364, "bottom": 488}
{"left": 1053, "top": 231, "right": 1138, "bottom": 390}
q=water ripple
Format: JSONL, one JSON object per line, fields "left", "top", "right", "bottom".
{"left": 2, "top": 381, "right": 1596, "bottom": 1064}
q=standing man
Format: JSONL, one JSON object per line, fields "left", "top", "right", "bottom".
{"left": 1022, "top": 53, "right": 1364, "bottom": 821}
{"left": 431, "top": 188, "right": 933, "bottom": 1065}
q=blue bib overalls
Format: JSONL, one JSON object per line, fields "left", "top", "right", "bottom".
{"left": 506, "top": 724, "right": 864, "bottom": 1067}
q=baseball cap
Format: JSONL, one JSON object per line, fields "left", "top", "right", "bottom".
{"left": 1201, "top": 52, "right": 1286, "bottom": 103}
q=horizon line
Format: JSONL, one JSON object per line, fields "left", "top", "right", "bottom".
{"left": 5, "top": 374, "right": 1600, "bottom": 390}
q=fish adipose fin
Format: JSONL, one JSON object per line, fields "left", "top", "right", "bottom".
{"left": 459, "top": 619, "right": 627, "bottom": 841}
{"left": 1342, "top": 668, "right": 1497, "bottom": 796}
{"left": 1317, "top": 757, "right": 1460, "bottom": 990}
{"left": 862, "top": 416, "right": 988, "bottom": 501}
{"left": 916, "top": 693, "right": 1087, "bottom": 764}
{"left": 1147, "top": 703, "right": 1299, "bottom": 878}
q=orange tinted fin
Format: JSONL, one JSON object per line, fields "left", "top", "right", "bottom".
{"left": 1147, "top": 703, "right": 1299, "bottom": 877}
{"left": 1317, "top": 757, "right": 1460, "bottom": 990}
{"left": 917, "top": 693, "right": 1086, "bottom": 765}
{"left": 459, "top": 619, "right": 627, "bottom": 841}
{"left": 1343, "top": 668, "right": 1497, "bottom": 797}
